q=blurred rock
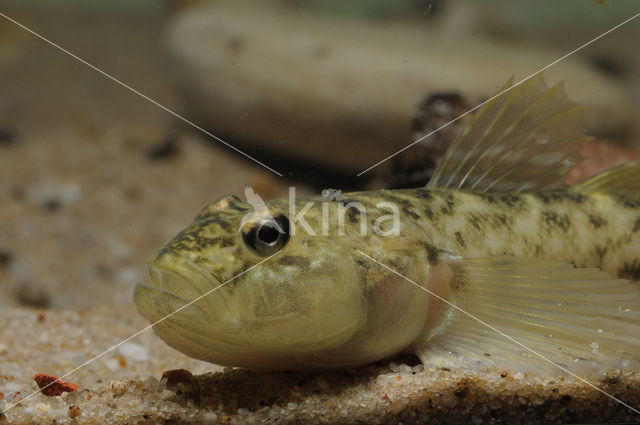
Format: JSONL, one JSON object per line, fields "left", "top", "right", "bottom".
{"left": 165, "top": 0, "right": 637, "bottom": 174}
{"left": 15, "top": 283, "right": 51, "bottom": 309}
{"left": 386, "top": 92, "right": 472, "bottom": 188}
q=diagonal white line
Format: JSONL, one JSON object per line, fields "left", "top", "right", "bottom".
{"left": 0, "top": 11, "right": 283, "bottom": 177}
{"left": 356, "top": 249, "right": 640, "bottom": 416}
{"left": 0, "top": 250, "right": 281, "bottom": 416}
{"left": 357, "top": 10, "right": 640, "bottom": 177}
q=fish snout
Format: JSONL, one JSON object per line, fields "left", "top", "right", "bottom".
{"left": 145, "top": 251, "right": 240, "bottom": 333}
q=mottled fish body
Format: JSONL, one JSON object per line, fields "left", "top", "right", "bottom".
{"left": 346, "top": 187, "right": 640, "bottom": 279}
{"left": 135, "top": 75, "right": 640, "bottom": 373}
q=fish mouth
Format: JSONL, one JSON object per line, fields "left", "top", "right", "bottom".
{"left": 135, "top": 251, "right": 241, "bottom": 335}
{"left": 147, "top": 251, "right": 226, "bottom": 304}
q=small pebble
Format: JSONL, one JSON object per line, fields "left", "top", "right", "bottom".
{"left": 117, "top": 342, "right": 148, "bottom": 362}
{"left": 161, "top": 369, "right": 194, "bottom": 387}
{"left": 441, "top": 393, "right": 457, "bottom": 408}
{"left": 67, "top": 405, "right": 81, "bottom": 419}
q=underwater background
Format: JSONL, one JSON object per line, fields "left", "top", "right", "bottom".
{"left": 1, "top": 0, "right": 640, "bottom": 423}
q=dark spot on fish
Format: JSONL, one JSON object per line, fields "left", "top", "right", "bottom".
{"left": 218, "top": 237, "right": 235, "bottom": 248}
{"left": 163, "top": 218, "right": 238, "bottom": 253}
{"left": 566, "top": 192, "right": 586, "bottom": 204}
{"left": 594, "top": 246, "right": 607, "bottom": 263}
{"left": 424, "top": 206, "right": 435, "bottom": 220}
{"left": 403, "top": 208, "right": 420, "bottom": 220}
{"left": 494, "top": 214, "right": 508, "bottom": 226}
{"left": 440, "top": 197, "right": 455, "bottom": 215}
{"left": 454, "top": 231, "right": 466, "bottom": 248}
{"left": 619, "top": 260, "right": 640, "bottom": 280}
{"left": 537, "top": 191, "right": 580, "bottom": 205}
{"left": 467, "top": 213, "right": 484, "bottom": 231}
{"left": 386, "top": 195, "right": 415, "bottom": 214}
{"left": 424, "top": 243, "right": 440, "bottom": 265}
{"left": 346, "top": 207, "right": 361, "bottom": 224}
{"left": 499, "top": 194, "right": 521, "bottom": 208}
{"left": 277, "top": 256, "right": 311, "bottom": 267}
{"left": 197, "top": 216, "right": 234, "bottom": 231}
{"left": 388, "top": 258, "right": 401, "bottom": 270}
{"left": 198, "top": 236, "right": 235, "bottom": 250}
{"left": 147, "top": 137, "right": 178, "bottom": 161}
{"left": 633, "top": 217, "right": 640, "bottom": 233}
{"left": 588, "top": 215, "right": 607, "bottom": 229}
{"left": 241, "top": 261, "right": 253, "bottom": 274}
{"left": 479, "top": 193, "right": 496, "bottom": 203}
{"left": 542, "top": 211, "right": 570, "bottom": 231}
{"left": 620, "top": 195, "right": 640, "bottom": 209}
{"left": 415, "top": 189, "right": 433, "bottom": 200}
{"left": 537, "top": 193, "right": 552, "bottom": 204}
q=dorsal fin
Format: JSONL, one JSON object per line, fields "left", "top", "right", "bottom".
{"left": 570, "top": 160, "right": 640, "bottom": 193}
{"left": 427, "top": 74, "right": 589, "bottom": 193}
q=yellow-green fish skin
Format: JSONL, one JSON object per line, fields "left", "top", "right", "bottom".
{"left": 135, "top": 185, "right": 640, "bottom": 370}
{"left": 382, "top": 188, "right": 640, "bottom": 279}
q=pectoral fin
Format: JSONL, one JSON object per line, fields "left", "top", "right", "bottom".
{"left": 415, "top": 257, "right": 640, "bottom": 374}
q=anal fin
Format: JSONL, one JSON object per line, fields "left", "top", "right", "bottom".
{"left": 415, "top": 257, "right": 640, "bottom": 375}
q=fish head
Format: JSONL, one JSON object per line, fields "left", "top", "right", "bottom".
{"left": 134, "top": 194, "right": 376, "bottom": 369}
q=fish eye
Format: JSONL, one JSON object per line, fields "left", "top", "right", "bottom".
{"left": 242, "top": 214, "right": 290, "bottom": 256}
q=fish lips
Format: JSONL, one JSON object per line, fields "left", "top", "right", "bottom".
{"left": 135, "top": 257, "right": 241, "bottom": 336}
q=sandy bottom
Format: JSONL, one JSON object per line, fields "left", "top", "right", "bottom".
{"left": 0, "top": 307, "right": 638, "bottom": 424}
